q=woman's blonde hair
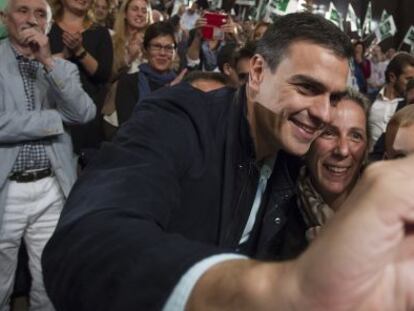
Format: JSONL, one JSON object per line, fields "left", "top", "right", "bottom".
{"left": 48, "top": 0, "right": 94, "bottom": 24}
{"left": 111, "top": 0, "right": 152, "bottom": 78}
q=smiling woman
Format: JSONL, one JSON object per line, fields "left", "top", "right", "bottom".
{"left": 102, "top": 21, "right": 180, "bottom": 139}
{"left": 111, "top": 0, "right": 152, "bottom": 79}
{"left": 296, "top": 88, "right": 371, "bottom": 242}
{"left": 47, "top": 0, "right": 113, "bottom": 155}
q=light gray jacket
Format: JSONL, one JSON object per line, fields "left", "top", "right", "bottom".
{"left": 0, "top": 39, "right": 96, "bottom": 225}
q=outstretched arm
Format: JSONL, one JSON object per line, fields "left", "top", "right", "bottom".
{"left": 187, "top": 157, "right": 414, "bottom": 311}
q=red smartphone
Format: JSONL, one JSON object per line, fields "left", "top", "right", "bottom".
{"left": 202, "top": 12, "right": 228, "bottom": 40}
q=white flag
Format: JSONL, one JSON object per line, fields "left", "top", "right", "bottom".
{"left": 346, "top": 3, "right": 358, "bottom": 32}
{"left": 403, "top": 26, "right": 414, "bottom": 46}
{"left": 325, "top": 2, "right": 342, "bottom": 30}
{"left": 362, "top": 2, "right": 372, "bottom": 35}
{"left": 374, "top": 14, "right": 397, "bottom": 43}
{"left": 380, "top": 9, "right": 389, "bottom": 23}
{"left": 236, "top": 0, "right": 255, "bottom": 7}
{"left": 267, "top": 0, "right": 297, "bottom": 16}
{"left": 296, "top": 0, "right": 307, "bottom": 12}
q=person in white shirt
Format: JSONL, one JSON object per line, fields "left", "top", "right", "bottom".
{"left": 180, "top": 1, "right": 200, "bottom": 31}
{"left": 367, "top": 45, "right": 388, "bottom": 101}
{"left": 368, "top": 52, "right": 414, "bottom": 150}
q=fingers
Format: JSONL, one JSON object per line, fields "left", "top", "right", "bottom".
{"left": 62, "top": 31, "right": 83, "bottom": 51}
{"left": 170, "top": 68, "right": 188, "bottom": 86}
{"left": 20, "top": 28, "right": 48, "bottom": 51}
{"left": 195, "top": 18, "right": 207, "bottom": 29}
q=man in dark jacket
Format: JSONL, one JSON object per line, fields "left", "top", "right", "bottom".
{"left": 42, "top": 13, "right": 414, "bottom": 311}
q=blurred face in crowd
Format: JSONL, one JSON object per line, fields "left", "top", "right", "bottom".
{"left": 249, "top": 41, "right": 349, "bottom": 157}
{"left": 306, "top": 99, "right": 367, "bottom": 202}
{"left": 126, "top": 0, "right": 149, "bottom": 31}
{"left": 94, "top": 0, "right": 110, "bottom": 23}
{"left": 63, "top": 0, "right": 92, "bottom": 15}
{"left": 253, "top": 24, "right": 267, "bottom": 41}
{"left": 391, "top": 65, "right": 414, "bottom": 97}
{"left": 3, "top": 0, "right": 50, "bottom": 49}
{"left": 386, "top": 48, "right": 396, "bottom": 60}
{"left": 371, "top": 45, "right": 384, "bottom": 61}
{"left": 236, "top": 57, "right": 250, "bottom": 86}
{"left": 354, "top": 43, "right": 364, "bottom": 57}
{"left": 146, "top": 34, "right": 175, "bottom": 73}
{"left": 406, "top": 87, "right": 414, "bottom": 105}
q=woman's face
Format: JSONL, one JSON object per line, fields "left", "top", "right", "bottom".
{"left": 146, "top": 35, "right": 175, "bottom": 73}
{"left": 62, "top": 0, "right": 92, "bottom": 15}
{"left": 306, "top": 99, "right": 368, "bottom": 200}
{"left": 354, "top": 43, "right": 364, "bottom": 56}
{"left": 126, "top": 0, "right": 149, "bottom": 31}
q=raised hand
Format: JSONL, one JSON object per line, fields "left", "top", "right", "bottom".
{"left": 20, "top": 27, "right": 54, "bottom": 70}
{"left": 296, "top": 155, "right": 414, "bottom": 310}
{"left": 62, "top": 31, "right": 84, "bottom": 56}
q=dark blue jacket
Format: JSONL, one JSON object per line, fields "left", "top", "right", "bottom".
{"left": 42, "top": 82, "right": 306, "bottom": 310}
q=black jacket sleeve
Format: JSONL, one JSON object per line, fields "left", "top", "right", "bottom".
{"left": 115, "top": 72, "right": 139, "bottom": 125}
{"left": 42, "top": 83, "right": 228, "bottom": 310}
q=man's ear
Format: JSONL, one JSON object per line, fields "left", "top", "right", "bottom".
{"left": 389, "top": 72, "right": 397, "bottom": 84}
{"left": 223, "top": 63, "right": 233, "bottom": 77}
{"left": 248, "top": 54, "right": 265, "bottom": 93}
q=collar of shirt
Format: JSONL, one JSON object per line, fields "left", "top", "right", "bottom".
{"left": 377, "top": 87, "right": 403, "bottom": 103}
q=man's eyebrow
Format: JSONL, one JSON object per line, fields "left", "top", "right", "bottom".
{"left": 288, "top": 75, "right": 327, "bottom": 92}
{"left": 289, "top": 74, "right": 347, "bottom": 98}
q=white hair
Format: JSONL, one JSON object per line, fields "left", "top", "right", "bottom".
{"left": 1, "top": 0, "right": 52, "bottom": 33}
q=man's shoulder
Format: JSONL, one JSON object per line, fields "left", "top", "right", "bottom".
{"left": 143, "top": 82, "right": 235, "bottom": 111}
{"left": 134, "top": 82, "right": 237, "bottom": 132}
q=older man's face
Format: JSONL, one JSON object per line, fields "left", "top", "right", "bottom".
{"left": 3, "top": 0, "right": 49, "bottom": 47}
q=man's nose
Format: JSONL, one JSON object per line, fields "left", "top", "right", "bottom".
{"left": 27, "top": 12, "right": 39, "bottom": 27}
{"left": 309, "top": 94, "right": 331, "bottom": 125}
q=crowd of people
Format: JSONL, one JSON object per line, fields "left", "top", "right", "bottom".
{"left": 1, "top": 0, "right": 414, "bottom": 310}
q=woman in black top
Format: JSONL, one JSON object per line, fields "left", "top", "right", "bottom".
{"left": 111, "top": 22, "right": 184, "bottom": 126}
{"left": 48, "top": 0, "right": 113, "bottom": 154}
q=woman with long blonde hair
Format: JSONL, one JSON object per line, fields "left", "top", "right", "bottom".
{"left": 48, "top": 0, "right": 113, "bottom": 155}
{"left": 111, "top": 0, "right": 153, "bottom": 78}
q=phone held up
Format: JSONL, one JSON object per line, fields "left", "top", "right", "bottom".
{"left": 202, "top": 11, "right": 228, "bottom": 40}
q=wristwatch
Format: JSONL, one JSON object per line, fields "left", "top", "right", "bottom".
{"left": 74, "top": 48, "right": 87, "bottom": 60}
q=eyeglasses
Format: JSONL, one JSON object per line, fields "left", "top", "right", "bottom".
{"left": 148, "top": 43, "right": 176, "bottom": 54}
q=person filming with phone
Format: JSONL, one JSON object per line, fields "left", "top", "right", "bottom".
{"left": 186, "top": 10, "right": 241, "bottom": 72}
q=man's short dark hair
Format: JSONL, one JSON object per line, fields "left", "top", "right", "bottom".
{"left": 183, "top": 70, "right": 227, "bottom": 85}
{"left": 256, "top": 12, "right": 353, "bottom": 72}
{"left": 237, "top": 41, "right": 256, "bottom": 62}
{"left": 385, "top": 52, "right": 414, "bottom": 83}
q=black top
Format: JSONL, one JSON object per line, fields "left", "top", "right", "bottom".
{"left": 42, "top": 83, "right": 306, "bottom": 310}
{"left": 115, "top": 72, "right": 168, "bottom": 125}
{"left": 48, "top": 23, "right": 113, "bottom": 152}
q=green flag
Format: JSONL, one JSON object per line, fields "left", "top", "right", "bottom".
{"left": 346, "top": 3, "right": 358, "bottom": 32}
{"left": 325, "top": 2, "right": 342, "bottom": 30}
{"left": 267, "top": 0, "right": 297, "bottom": 16}
{"left": 380, "top": 9, "right": 390, "bottom": 23}
{"left": 374, "top": 14, "right": 397, "bottom": 43}
{"left": 403, "top": 26, "right": 414, "bottom": 46}
{"left": 0, "top": 0, "right": 7, "bottom": 40}
{"left": 362, "top": 1, "right": 372, "bottom": 35}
